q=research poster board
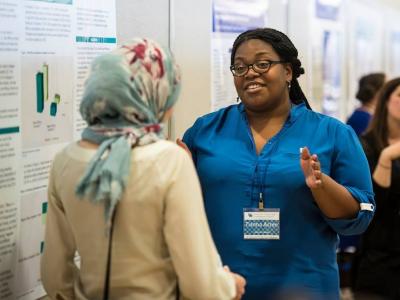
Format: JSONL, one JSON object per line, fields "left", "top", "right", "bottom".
{"left": 211, "top": 0, "right": 269, "bottom": 111}
{"left": 311, "top": 0, "right": 343, "bottom": 118}
{"left": 0, "top": 0, "right": 116, "bottom": 299}
{"left": 345, "top": 0, "right": 384, "bottom": 116}
{"left": 387, "top": 31, "right": 400, "bottom": 78}
{"left": 383, "top": 11, "right": 400, "bottom": 79}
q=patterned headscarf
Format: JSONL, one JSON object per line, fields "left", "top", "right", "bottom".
{"left": 76, "top": 38, "right": 181, "bottom": 223}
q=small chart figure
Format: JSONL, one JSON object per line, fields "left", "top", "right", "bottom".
{"left": 35, "top": 63, "right": 61, "bottom": 117}
{"left": 21, "top": 55, "right": 73, "bottom": 149}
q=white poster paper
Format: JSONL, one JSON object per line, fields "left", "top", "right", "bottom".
{"left": 0, "top": 0, "right": 116, "bottom": 299}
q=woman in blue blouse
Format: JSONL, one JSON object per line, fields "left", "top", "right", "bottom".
{"left": 179, "top": 28, "right": 375, "bottom": 300}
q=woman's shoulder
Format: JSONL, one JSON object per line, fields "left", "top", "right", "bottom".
{"left": 62, "top": 141, "right": 98, "bottom": 162}
{"left": 49, "top": 142, "right": 89, "bottom": 167}
{"left": 134, "top": 140, "right": 195, "bottom": 184}
{"left": 350, "top": 108, "right": 371, "bottom": 117}
{"left": 184, "top": 105, "right": 241, "bottom": 142}
{"left": 190, "top": 104, "right": 241, "bottom": 127}
{"left": 302, "top": 108, "right": 352, "bottom": 131}
{"left": 135, "top": 140, "right": 188, "bottom": 162}
{"left": 294, "top": 108, "right": 362, "bottom": 147}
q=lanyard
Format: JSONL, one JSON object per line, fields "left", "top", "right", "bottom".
{"left": 244, "top": 106, "right": 294, "bottom": 209}
{"left": 255, "top": 125, "right": 295, "bottom": 209}
{"left": 257, "top": 159, "right": 269, "bottom": 209}
{"left": 258, "top": 192, "right": 264, "bottom": 209}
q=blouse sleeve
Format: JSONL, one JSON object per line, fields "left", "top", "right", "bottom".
{"left": 323, "top": 125, "right": 375, "bottom": 235}
{"left": 40, "top": 155, "right": 78, "bottom": 299}
{"left": 162, "top": 148, "right": 235, "bottom": 300}
{"left": 182, "top": 117, "right": 203, "bottom": 165}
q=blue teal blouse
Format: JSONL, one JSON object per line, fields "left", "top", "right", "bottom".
{"left": 183, "top": 103, "right": 374, "bottom": 300}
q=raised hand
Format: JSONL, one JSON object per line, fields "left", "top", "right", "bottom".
{"left": 381, "top": 140, "right": 400, "bottom": 162}
{"left": 300, "top": 147, "right": 322, "bottom": 189}
{"left": 373, "top": 140, "right": 400, "bottom": 187}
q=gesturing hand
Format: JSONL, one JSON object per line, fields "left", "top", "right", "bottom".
{"left": 300, "top": 147, "right": 322, "bottom": 189}
{"left": 382, "top": 140, "right": 400, "bottom": 161}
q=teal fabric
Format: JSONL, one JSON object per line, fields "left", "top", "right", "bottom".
{"left": 76, "top": 38, "right": 181, "bottom": 222}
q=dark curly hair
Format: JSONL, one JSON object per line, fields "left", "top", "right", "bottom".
{"left": 231, "top": 28, "right": 310, "bottom": 109}
{"left": 356, "top": 73, "right": 385, "bottom": 104}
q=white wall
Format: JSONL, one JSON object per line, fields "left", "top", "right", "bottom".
{"left": 287, "top": 0, "right": 313, "bottom": 108}
{"left": 267, "top": 0, "right": 289, "bottom": 33}
{"left": 170, "top": 0, "right": 213, "bottom": 138}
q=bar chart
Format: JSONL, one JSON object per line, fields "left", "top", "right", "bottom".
{"left": 35, "top": 63, "right": 61, "bottom": 117}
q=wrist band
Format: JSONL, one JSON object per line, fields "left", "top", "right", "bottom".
{"left": 378, "top": 162, "right": 391, "bottom": 169}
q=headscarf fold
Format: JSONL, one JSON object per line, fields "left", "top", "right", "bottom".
{"left": 76, "top": 38, "right": 181, "bottom": 223}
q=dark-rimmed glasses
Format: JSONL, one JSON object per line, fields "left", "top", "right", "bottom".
{"left": 230, "top": 60, "right": 287, "bottom": 77}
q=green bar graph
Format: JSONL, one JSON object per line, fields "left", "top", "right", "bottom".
{"left": 42, "top": 202, "right": 48, "bottom": 214}
{"left": 50, "top": 102, "right": 57, "bottom": 117}
{"left": 42, "top": 202, "right": 48, "bottom": 224}
{"left": 0, "top": 127, "right": 19, "bottom": 135}
{"left": 36, "top": 64, "right": 62, "bottom": 116}
{"left": 36, "top": 72, "right": 44, "bottom": 113}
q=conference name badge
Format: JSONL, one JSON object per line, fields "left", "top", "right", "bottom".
{"left": 243, "top": 208, "right": 280, "bottom": 240}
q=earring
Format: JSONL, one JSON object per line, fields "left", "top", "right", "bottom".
{"left": 287, "top": 81, "right": 291, "bottom": 91}
{"left": 236, "top": 96, "right": 240, "bottom": 103}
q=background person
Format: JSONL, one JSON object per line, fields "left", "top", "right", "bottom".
{"left": 355, "top": 78, "right": 400, "bottom": 300}
{"left": 347, "top": 73, "right": 386, "bottom": 135}
{"left": 41, "top": 38, "right": 245, "bottom": 300}
{"left": 178, "top": 28, "right": 375, "bottom": 300}
{"left": 338, "top": 72, "right": 385, "bottom": 299}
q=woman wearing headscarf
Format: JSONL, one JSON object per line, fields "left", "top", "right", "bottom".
{"left": 178, "top": 28, "right": 375, "bottom": 300}
{"left": 41, "top": 38, "right": 245, "bottom": 300}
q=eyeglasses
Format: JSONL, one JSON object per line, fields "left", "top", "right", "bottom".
{"left": 230, "top": 60, "right": 287, "bottom": 77}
